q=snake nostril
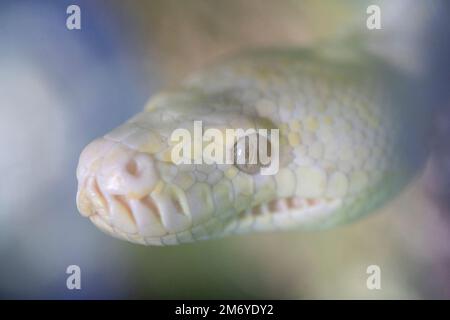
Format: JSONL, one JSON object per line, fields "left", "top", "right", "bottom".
{"left": 126, "top": 159, "right": 139, "bottom": 176}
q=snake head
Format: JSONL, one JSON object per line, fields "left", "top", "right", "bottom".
{"left": 76, "top": 88, "right": 293, "bottom": 245}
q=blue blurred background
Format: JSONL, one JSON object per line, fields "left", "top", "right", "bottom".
{"left": 0, "top": 0, "right": 449, "bottom": 299}
{"left": 0, "top": 0, "right": 155, "bottom": 298}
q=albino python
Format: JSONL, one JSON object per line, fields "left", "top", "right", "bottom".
{"left": 76, "top": 2, "right": 443, "bottom": 246}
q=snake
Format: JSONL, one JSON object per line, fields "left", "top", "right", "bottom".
{"left": 75, "top": 1, "right": 443, "bottom": 246}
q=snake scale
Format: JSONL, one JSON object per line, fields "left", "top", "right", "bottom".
{"left": 76, "top": 2, "right": 440, "bottom": 246}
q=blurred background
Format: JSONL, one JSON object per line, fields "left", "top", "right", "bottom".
{"left": 0, "top": 0, "right": 449, "bottom": 299}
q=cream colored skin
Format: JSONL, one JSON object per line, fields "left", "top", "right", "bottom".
{"left": 76, "top": 49, "right": 428, "bottom": 245}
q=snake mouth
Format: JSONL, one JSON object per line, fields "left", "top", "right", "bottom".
{"left": 76, "top": 137, "right": 173, "bottom": 244}
{"left": 76, "top": 137, "right": 228, "bottom": 245}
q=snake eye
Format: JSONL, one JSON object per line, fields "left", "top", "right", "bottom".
{"left": 233, "top": 133, "right": 272, "bottom": 175}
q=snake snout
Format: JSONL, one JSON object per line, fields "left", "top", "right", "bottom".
{"left": 76, "top": 137, "right": 165, "bottom": 243}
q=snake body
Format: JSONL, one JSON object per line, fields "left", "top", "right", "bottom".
{"left": 76, "top": 43, "right": 431, "bottom": 245}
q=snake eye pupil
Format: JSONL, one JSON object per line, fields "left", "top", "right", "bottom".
{"left": 234, "top": 133, "right": 271, "bottom": 175}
